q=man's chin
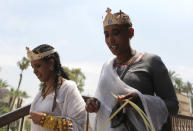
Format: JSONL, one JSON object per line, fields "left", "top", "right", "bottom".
{"left": 111, "top": 51, "right": 119, "bottom": 56}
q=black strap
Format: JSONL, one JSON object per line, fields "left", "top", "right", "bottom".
{"left": 120, "top": 53, "right": 140, "bottom": 80}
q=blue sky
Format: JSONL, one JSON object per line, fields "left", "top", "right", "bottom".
{"left": 0, "top": 0, "right": 193, "bottom": 104}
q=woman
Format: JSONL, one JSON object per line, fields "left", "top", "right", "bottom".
{"left": 85, "top": 8, "right": 179, "bottom": 131}
{"left": 27, "top": 44, "right": 86, "bottom": 131}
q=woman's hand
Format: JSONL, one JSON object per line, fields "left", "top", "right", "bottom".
{"left": 30, "top": 112, "right": 45, "bottom": 125}
{"left": 117, "top": 92, "right": 139, "bottom": 107}
{"left": 83, "top": 96, "right": 100, "bottom": 113}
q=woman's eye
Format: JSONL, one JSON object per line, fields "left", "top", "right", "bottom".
{"left": 35, "top": 64, "right": 40, "bottom": 68}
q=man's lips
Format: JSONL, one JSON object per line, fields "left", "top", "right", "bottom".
{"left": 110, "top": 45, "right": 119, "bottom": 51}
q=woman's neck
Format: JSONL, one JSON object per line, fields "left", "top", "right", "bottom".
{"left": 45, "top": 74, "right": 56, "bottom": 89}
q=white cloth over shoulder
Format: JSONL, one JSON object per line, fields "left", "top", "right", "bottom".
{"left": 30, "top": 80, "right": 86, "bottom": 131}
{"left": 92, "top": 58, "right": 168, "bottom": 131}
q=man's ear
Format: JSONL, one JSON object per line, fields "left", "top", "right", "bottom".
{"left": 128, "top": 27, "right": 134, "bottom": 38}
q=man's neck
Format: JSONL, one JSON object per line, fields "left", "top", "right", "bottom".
{"left": 116, "top": 50, "right": 136, "bottom": 65}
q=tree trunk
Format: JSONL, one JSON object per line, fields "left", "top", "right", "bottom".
{"left": 10, "top": 73, "right": 23, "bottom": 110}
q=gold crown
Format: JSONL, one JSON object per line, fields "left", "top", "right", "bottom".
{"left": 26, "top": 47, "right": 56, "bottom": 61}
{"left": 103, "top": 8, "right": 131, "bottom": 27}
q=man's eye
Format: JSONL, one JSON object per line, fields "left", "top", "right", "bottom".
{"left": 113, "top": 30, "right": 120, "bottom": 36}
{"left": 105, "top": 33, "right": 109, "bottom": 38}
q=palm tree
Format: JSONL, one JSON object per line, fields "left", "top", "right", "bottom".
{"left": 183, "top": 81, "right": 193, "bottom": 96}
{"left": 174, "top": 77, "right": 185, "bottom": 93}
{"left": 10, "top": 57, "right": 30, "bottom": 110}
{"left": 169, "top": 70, "right": 180, "bottom": 92}
{"left": 16, "top": 57, "right": 30, "bottom": 91}
{"left": 168, "top": 70, "right": 177, "bottom": 84}
{"left": 0, "top": 79, "right": 9, "bottom": 88}
{"left": 0, "top": 87, "right": 10, "bottom": 115}
{"left": 0, "top": 78, "right": 10, "bottom": 115}
{"left": 8, "top": 88, "right": 29, "bottom": 131}
{"left": 168, "top": 70, "right": 187, "bottom": 93}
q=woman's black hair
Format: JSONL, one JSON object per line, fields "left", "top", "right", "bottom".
{"left": 32, "top": 44, "right": 69, "bottom": 111}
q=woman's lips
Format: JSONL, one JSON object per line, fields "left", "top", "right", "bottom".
{"left": 36, "top": 74, "right": 41, "bottom": 79}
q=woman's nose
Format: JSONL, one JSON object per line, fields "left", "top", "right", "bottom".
{"left": 33, "top": 69, "right": 38, "bottom": 74}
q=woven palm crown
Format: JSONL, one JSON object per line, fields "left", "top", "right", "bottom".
{"left": 26, "top": 47, "right": 56, "bottom": 61}
{"left": 103, "top": 8, "right": 132, "bottom": 27}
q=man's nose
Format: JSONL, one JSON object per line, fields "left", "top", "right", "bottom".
{"left": 108, "top": 35, "right": 115, "bottom": 43}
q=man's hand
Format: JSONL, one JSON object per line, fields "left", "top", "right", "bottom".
{"left": 117, "top": 92, "right": 139, "bottom": 107}
{"left": 83, "top": 96, "right": 100, "bottom": 113}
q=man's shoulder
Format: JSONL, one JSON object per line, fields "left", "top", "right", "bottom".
{"left": 142, "top": 52, "right": 162, "bottom": 63}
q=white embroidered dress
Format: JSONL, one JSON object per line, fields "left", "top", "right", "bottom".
{"left": 92, "top": 58, "right": 168, "bottom": 131}
{"left": 30, "top": 80, "right": 86, "bottom": 131}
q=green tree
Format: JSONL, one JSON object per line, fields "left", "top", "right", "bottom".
{"left": 168, "top": 70, "right": 177, "bottom": 85}
{"left": 183, "top": 81, "right": 193, "bottom": 96}
{"left": 169, "top": 70, "right": 185, "bottom": 93}
{"left": 63, "top": 66, "right": 86, "bottom": 93}
{"left": 0, "top": 72, "right": 10, "bottom": 115}
{"left": 0, "top": 88, "right": 10, "bottom": 115}
{"left": 9, "top": 88, "right": 29, "bottom": 109}
{"left": 174, "top": 77, "right": 184, "bottom": 93}
{"left": 169, "top": 70, "right": 193, "bottom": 96}
{"left": 8, "top": 88, "right": 29, "bottom": 131}
{"left": 24, "top": 118, "right": 31, "bottom": 131}
{"left": 0, "top": 79, "right": 8, "bottom": 88}
{"left": 10, "top": 57, "right": 30, "bottom": 110}
{"left": 38, "top": 67, "right": 86, "bottom": 93}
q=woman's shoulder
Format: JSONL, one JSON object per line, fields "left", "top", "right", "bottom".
{"left": 59, "top": 80, "right": 77, "bottom": 92}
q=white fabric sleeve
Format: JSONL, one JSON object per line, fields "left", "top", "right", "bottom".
{"left": 62, "top": 82, "right": 86, "bottom": 131}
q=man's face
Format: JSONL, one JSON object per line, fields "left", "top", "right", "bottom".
{"left": 104, "top": 24, "right": 131, "bottom": 56}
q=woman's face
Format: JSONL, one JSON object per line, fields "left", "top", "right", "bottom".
{"left": 31, "top": 59, "right": 53, "bottom": 82}
{"left": 104, "top": 24, "right": 131, "bottom": 56}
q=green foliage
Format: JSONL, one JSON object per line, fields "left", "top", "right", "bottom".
{"left": 169, "top": 70, "right": 193, "bottom": 95}
{"left": 17, "top": 57, "right": 30, "bottom": 72}
{"left": 0, "top": 128, "right": 6, "bottom": 131}
{"left": 9, "top": 88, "right": 29, "bottom": 98}
{"left": 0, "top": 88, "right": 10, "bottom": 115}
{"left": 0, "top": 61, "right": 30, "bottom": 130}
{"left": 10, "top": 56, "right": 30, "bottom": 110}
{"left": 63, "top": 66, "right": 86, "bottom": 93}
{"left": 24, "top": 118, "right": 31, "bottom": 131}
{"left": 0, "top": 107, "right": 10, "bottom": 115}
{"left": 0, "top": 79, "right": 8, "bottom": 88}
